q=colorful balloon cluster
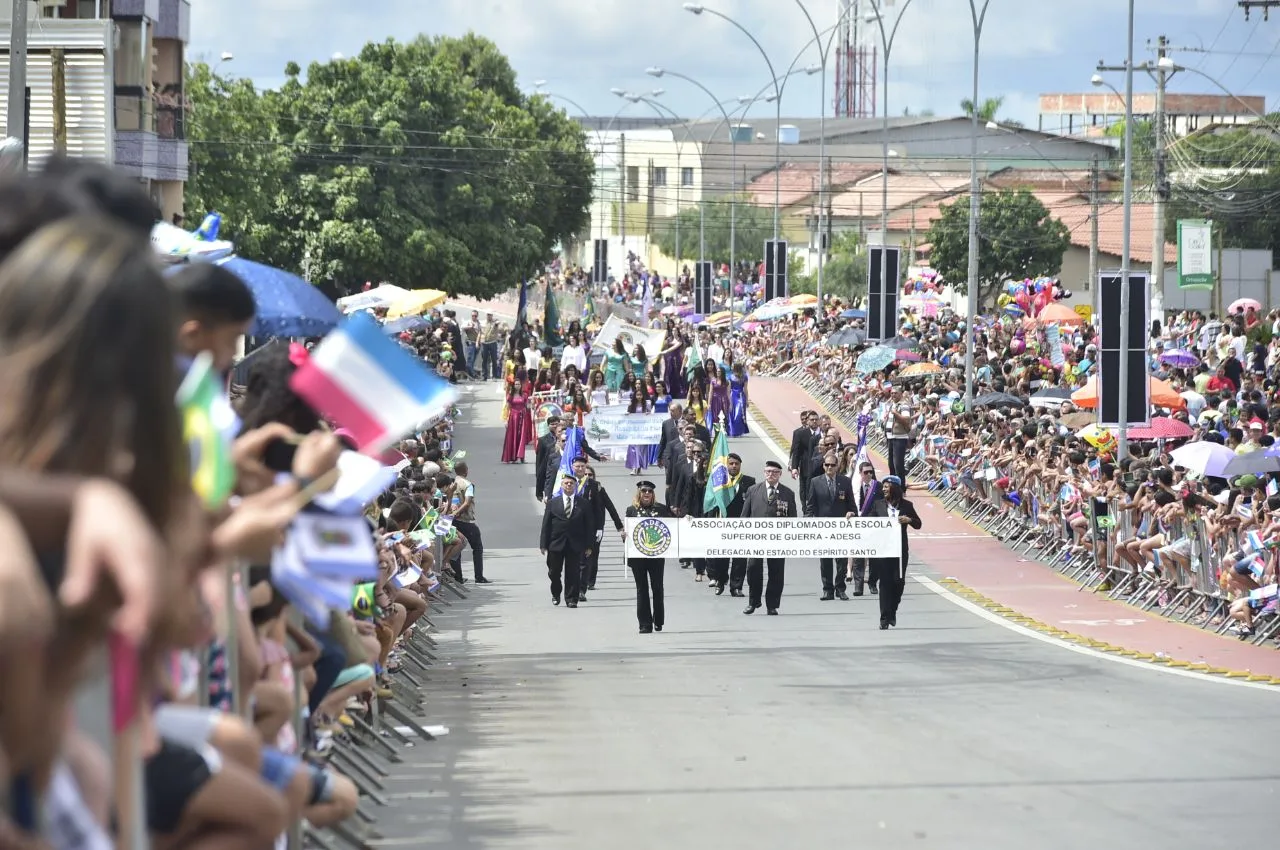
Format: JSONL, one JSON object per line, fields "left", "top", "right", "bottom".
{"left": 902, "top": 269, "right": 943, "bottom": 296}
{"left": 997, "top": 277, "right": 1071, "bottom": 318}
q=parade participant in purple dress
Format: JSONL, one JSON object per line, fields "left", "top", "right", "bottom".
{"left": 647, "top": 380, "right": 670, "bottom": 465}
{"left": 624, "top": 384, "right": 652, "bottom": 475}
{"left": 727, "top": 362, "right": 750, "bottom": 437}
{"left": 706, "top": 361, "right": 731, "bottom": 433}
{"left": 660, "top": 327, "right": 688, "bottom": 400}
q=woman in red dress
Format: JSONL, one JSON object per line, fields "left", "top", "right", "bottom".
{"left": 501, "top": 378, "right": 535, "bottom": 463}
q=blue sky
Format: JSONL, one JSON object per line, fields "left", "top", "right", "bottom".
{"left": 191, "top": 1, "right": 1280, "bottom": 129}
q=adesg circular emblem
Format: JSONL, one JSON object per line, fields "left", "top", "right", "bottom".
{"left": 631, "top": 518, "right": 673, "bottom": 557}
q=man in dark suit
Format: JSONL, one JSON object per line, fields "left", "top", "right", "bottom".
{"left": 850, "top": 459, "right": 882, "bottom": 596}
{"left": 789, "top": 410, "right": 821, "bottom": 512}
{"left": 656, "top": 402, "right": 684, "bottom": 476}
{"left": 704, "top": 452, "right": 754, "bottom": 596}
{"left": 724, "top": 454, "right": 756, "bottom": 597}
{"left": 806, "top": 451, "right": 855, "bottom": 600}
{"left": 683, "top": 407, "right": 711, "bottom": 449}
{"left": 534, "top": 416, "right": 564, "bottom": 502}
{"left": 539, "top": 471, "right": 596, "bottom": 608}
{"left": 671, "top": 439, "right": 709, "bottom": 580}
{"left": 867, "top": 475, "right": 922, "bottom": 629}
{"left": 741, "top": 460, "right": 797, "bottom": 616}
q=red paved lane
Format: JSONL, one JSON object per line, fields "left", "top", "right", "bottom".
{"left": 750, "top": 375, "right": 1280, "bottom": 677}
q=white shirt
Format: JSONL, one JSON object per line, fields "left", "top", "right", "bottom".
{"left": 560, "top": 343, "right": 587, "bottom": 373}
{"left": 708, "top": 343, "right": 725, "bottom": 365}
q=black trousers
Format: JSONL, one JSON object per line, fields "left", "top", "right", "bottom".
{"left": 453, "top": 520, "right": 484, "bottom": 580}
{"left": 819, "top": 557, "right": 847, "bottom": 594}
{"left": 481, "top": 341, "right": 500, "bottom": 379}
{"left": 869, "top": 557, "right": 906, "bottom": 621}
{"left": 706, "top": 557, "right": 730, "bottom": 585}
{"left": 798, "top": 477, "right": 813, "bottom": 514}
{"left": 747, "top": 558, "right": 785, "bottom": 609}
{"left": 630, "top": 560, "right": 665, "bottom": 629}
{"left": 887, "top": 438, "right": 909, "bottom": 484}
{"left": 691, "top": 557, "right": 707, "bottom": 575}
{"left": 581, "top": 543, "right": 601, "bottom": 589}
{"left": 729, "top": 557, "right": 748, "bottom": 592}
{"left": 547, "top": 548, "right": 584, "bottom": 602}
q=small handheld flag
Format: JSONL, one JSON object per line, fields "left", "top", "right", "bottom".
{"left": 290, "top": 311, "right": 458, "bottom": 453}
{"left": 176, "top": 351, "right": 237, "bottom": 510}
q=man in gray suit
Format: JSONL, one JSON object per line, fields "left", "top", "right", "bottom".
{"left": 740, "top": 460, "right": 797, "bottom": 616}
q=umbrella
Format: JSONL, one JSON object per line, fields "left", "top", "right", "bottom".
{"left": 1070, "top": 375, "right": 1186, "bottom": 411}
{"left": 1036, "top": 302, "right": 1085, "bottom": 325}
{"left": 685, "top": 313, "right": 705, "bottom": 325}
{"left": 1060, "top": 411, "right": 1095, "bottom": 429}
{"left": 382, "top": 316, "right": 429, "bottom": 335}
{"left": 898, "top": 361, "right": 942, "bottom": 378}
{"left": 216, "top": 257, "right": 343, "bottom": 338}
{"left": 705, "top": 310, "right": 734, "bottom": 327}
{"left": 1228, "top": 297, "right": 1262, "bottom": 315}
{"left": 789, "top": 294, "right": 818, "bottom": 306}
{"left": 1222, "top": 451, "right": 1280, "bottom": 479}
{"left": 1029, "top": 387, "right": 1073, "bottom": 408}
{"left": 840, "top": 309, "right": 867, "bottom": 319}
{"left": 386, "top": 288, "right": 447, "bottom": 319}
{"left": 828, "top": 327, "right": 866, "bottom": 347}
{"left": 973, "top": 392, "right": 1026, "bottom": 409}
{"left": 856, "top": 346, "right": 896, "bottom": 373}
{"left": 882, "top": 335, "right": 920, "bottom": 350}
{"left": 337, "top": 283, "right": 409, "bottom": 313}
{"left": 1169, "top": 441, "right": 1237, "bottom": 478}
{"left": 894, "top": 349, "right": 924, "bottom": 363}
{"left": 1159, "top": 348, "right": 1199, "bottom": 369}
{"left": 1126, "top": 417, "right": 1194, "bottom": 440}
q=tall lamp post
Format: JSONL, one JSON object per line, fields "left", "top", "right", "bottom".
{"left": 961, "top": 0, "right": 992, "bottom": 408}
{"left": 682, "top": 3, "right": 784, "bottom": 240}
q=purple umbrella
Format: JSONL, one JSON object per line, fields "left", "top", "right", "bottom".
{"left": 1159, "top": 348, "right": 1198, "bottom": 369}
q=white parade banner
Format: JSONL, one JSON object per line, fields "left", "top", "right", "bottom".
{"left": 584, "top": 405, "right": 664, "bottom": 447}
{"left": 590, "top": 314, "right": 666, "bottom": 363}
{"left": 624, "top": 517, "right": 903, "bottom": 560}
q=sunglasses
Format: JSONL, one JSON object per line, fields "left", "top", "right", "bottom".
{"left": 823, "top": 463, "right": 837, "bottom": 468}
{"left": 861, "top": 469, "right": 874, "bottom": 475}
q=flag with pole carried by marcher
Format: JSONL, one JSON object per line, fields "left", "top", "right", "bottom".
{"left": 703, "top": 416, "right": 738, "bottom": 516}
{"left": 543, "top": 279, "right": 563, "bottom": 346}
{"left": 552, "top": 425, "right": 584, "bottom": 496}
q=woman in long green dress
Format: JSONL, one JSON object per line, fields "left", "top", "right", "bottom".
{"left": 604, "top": 338, "right": 627, "bottom": 392}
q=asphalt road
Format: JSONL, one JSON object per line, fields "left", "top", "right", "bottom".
{"left": 372, "top": 381, "right": 1278, "bottom": 850}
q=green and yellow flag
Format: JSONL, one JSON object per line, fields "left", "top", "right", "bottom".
{"left": 176, "top": 351, "right": 237, "bottom": 509}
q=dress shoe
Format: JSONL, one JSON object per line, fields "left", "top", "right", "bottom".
{"left": 715, "top": 583, "right": 725, "bottom": 596}
{"left": 820, "top": 591, "right": 835, "bottom": 601}
{"left": 870, "top": 584, "right": 879, "bottom": 595}
{"left": 654, "top": 625, "right": 662, "bottom": 632}
{"left": 587, "top": 584, "right": 597, "bottom": 590}
{"left": 639, "top": 626, "right": 653, "bottom": 634}
{"left": 766, "top": 608, "right": 778, "bottom": 616}
{"left": 743, "top": 604, "right": 759, "bottom": 615}
{"left": 578, "top": 591, "right": 587, "bottom": 601}
{"left": 475, "top": 577, "right": 491, "bottom": 584}
{"left": 566, "top": 601, "right": 578, "bottom": 608}
{"left": 730, "top": 589, "right": 744, "bottom": 597}
{"left": 852, "top": 588, "right": 865, "bottom": 597}
{"left": 695, "top": 574, "right": 704, "bottom": 582}
{"left": 552, "top": 597, "right": 560, "bottom": 606}
{"left": 889, "top": 614, "right": 897, "bottom": 627}
{"left": 879, "top": 619, "right": 889, "bottom": 630}
{"left": 836, "top": 591, "right": 849, "bottom": 601}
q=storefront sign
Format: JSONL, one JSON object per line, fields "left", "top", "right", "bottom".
{"left": 624, "top": 517, "right": 903, "bottom": 559}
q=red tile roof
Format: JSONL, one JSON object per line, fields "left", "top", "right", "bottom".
{"left": 744, "top": 162, "right": 881, "bottom": 208}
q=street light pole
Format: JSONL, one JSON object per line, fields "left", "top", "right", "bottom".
{"left": 1116, "top": 0, "right": 1136, "bottom": 459}
{"left": 962, "top": 0, "right": 991, "bottom": 408}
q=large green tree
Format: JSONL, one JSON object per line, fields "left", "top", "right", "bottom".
{"left": 924, "top": 188, "right": 1070, "bottom": 309}
{"left": 185, "top": 34, "right": 594, "bottom": 297}
{"left": 650, "top": 195, "right": 774, "bottom": 265}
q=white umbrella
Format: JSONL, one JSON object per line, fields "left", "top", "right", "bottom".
{"left": 1169, "top": 441, "right": 1237, "bottom": 478}
{"left": 1221, "top": 450, "right": 1280, "bottom": 479}
{"left": 337, "top": 283, "right": 409, "bottom": 313}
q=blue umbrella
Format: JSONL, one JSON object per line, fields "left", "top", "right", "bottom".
{"left": 840, "top": 309, "right": 866, "bottom": 319}
{"left": 382, "top": 316, "right": 429, "bottom": 335}
{"left": 216, "top": 257, "right": 343, "bottom": 338}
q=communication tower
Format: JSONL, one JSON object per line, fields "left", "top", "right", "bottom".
{"left": 833, "top": 0, "right": 878, "bottom": 118}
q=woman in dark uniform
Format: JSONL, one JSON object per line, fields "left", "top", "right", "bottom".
{"left": 868, "top": 475, "right": 922, "bottom": 629}
{"left": 625, "top": 480, "right": 674, "bottom": 634}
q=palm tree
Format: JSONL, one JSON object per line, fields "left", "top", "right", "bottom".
{"left": 960, "top": 96, "right": 1004, "bottom": 122}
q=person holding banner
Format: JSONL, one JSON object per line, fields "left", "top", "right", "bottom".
{"left": 741, "top": 461, "right": 797, "bottom": 615}
{"left": 625, "top": 481, "right": 673, "bottom": 633}
{"left": 867, "top": 475, "right": 922, "bottom": 629}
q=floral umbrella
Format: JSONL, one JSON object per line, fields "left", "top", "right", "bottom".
{"left": 856, "top": 346, "right": 897, "bottom": 373}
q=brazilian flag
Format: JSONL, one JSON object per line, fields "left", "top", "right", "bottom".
{"left": 176, "top": 351, "right": 237, "bottom": 509}
{"left": 703, "top": 422, "right": 738, "bottom": 516}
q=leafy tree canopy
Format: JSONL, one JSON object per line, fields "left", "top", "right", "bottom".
{"left": 923, "top": 188, "right": 1070, "bottom": 308}
{"left": 791, "top": 231, "right": 869, "bottom": 301}
{"left": 186, "top": 33, "right": 594, "bottom": 298}
{"left": 650, "top": 195, "right": 774, "bottom": 266}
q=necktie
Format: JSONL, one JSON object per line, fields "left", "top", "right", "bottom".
{"left": 828, "top": 477, "right": 836, "bottom": 498}
{"left": 768, "top": 487, "right": 776, "bottom": 502}
{"left": 566, "top": 497, "right": 573, "bottom": 517}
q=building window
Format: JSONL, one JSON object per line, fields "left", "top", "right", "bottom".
{"left": 681, "top": 166, "right": 694, "bottom": 187}
{"left": 114, "top": 21, "right": 146, "bottom": 88}
{"left": 626, "top": 166, "right": 639, "bottom": 201}
{"left": 652, "top": 166, "right": 667, "bottom": 187}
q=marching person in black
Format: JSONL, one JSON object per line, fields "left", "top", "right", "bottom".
{"left": 848, "top": 459, "right": 882, "bottom": 596}
{"left": 534, "top": 416, "right": 564, "bottom": 502}
{"left": 807, "top": 451, "right": 855, "bottom": 600}
{"left": 671, "top": 438, "right": 709, "bottom": 580}
{"left": 706, "top": 453, "right": 754, "bottom": 597}
{"left": 867, "top": 474, "right": 922, "bottom": 629}
{"left": 741, "top": 460, "right": 797, "bottom": 615}
{"left": 540, "top": 470, "right": 596, "bottom": 608}
{"left": 788, "top": 410, "right": 821, "bottom": 512}
{"left": 582, "top": 463, "right": 623, "bottom": 593}
{"left": 625, "top": 481, "right": 673, "bottom": 634}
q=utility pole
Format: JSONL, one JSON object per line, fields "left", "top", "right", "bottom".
{"left": 6, "top": 0, "right": 28, "bottom": 162}
{"left": 1089, "top": 155, "right": 1100, "bottom": 320}
{"left": 619, "top": 133, "right": 627, "bottom": 252}
{"left": 1239, "top": 1, "right": 1279, "bottom": 20}
{"left": 51, "top": 48, "right": 67, "bottom": 153}
{"left": 1149, "top": 35, "right": 1172, "bottom": 320}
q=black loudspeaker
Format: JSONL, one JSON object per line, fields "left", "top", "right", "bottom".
{"left": 764, "top": 239, "right": 789, "bottom": 301}
{"left": 592, "top": 239, "right": 608, "bottom": 284}
{"left": 694, "top": 261, "right": 714, "bottom": 314}
{"left": 1097, "top": 272, "right": 1150, "bottom": 428}
{"left": 866, "top": 246, "right": 900, "bottom": 342}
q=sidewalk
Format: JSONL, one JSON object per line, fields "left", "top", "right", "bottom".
{"left": 749, "top": 375, "right": 1280, "bottom": 681}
